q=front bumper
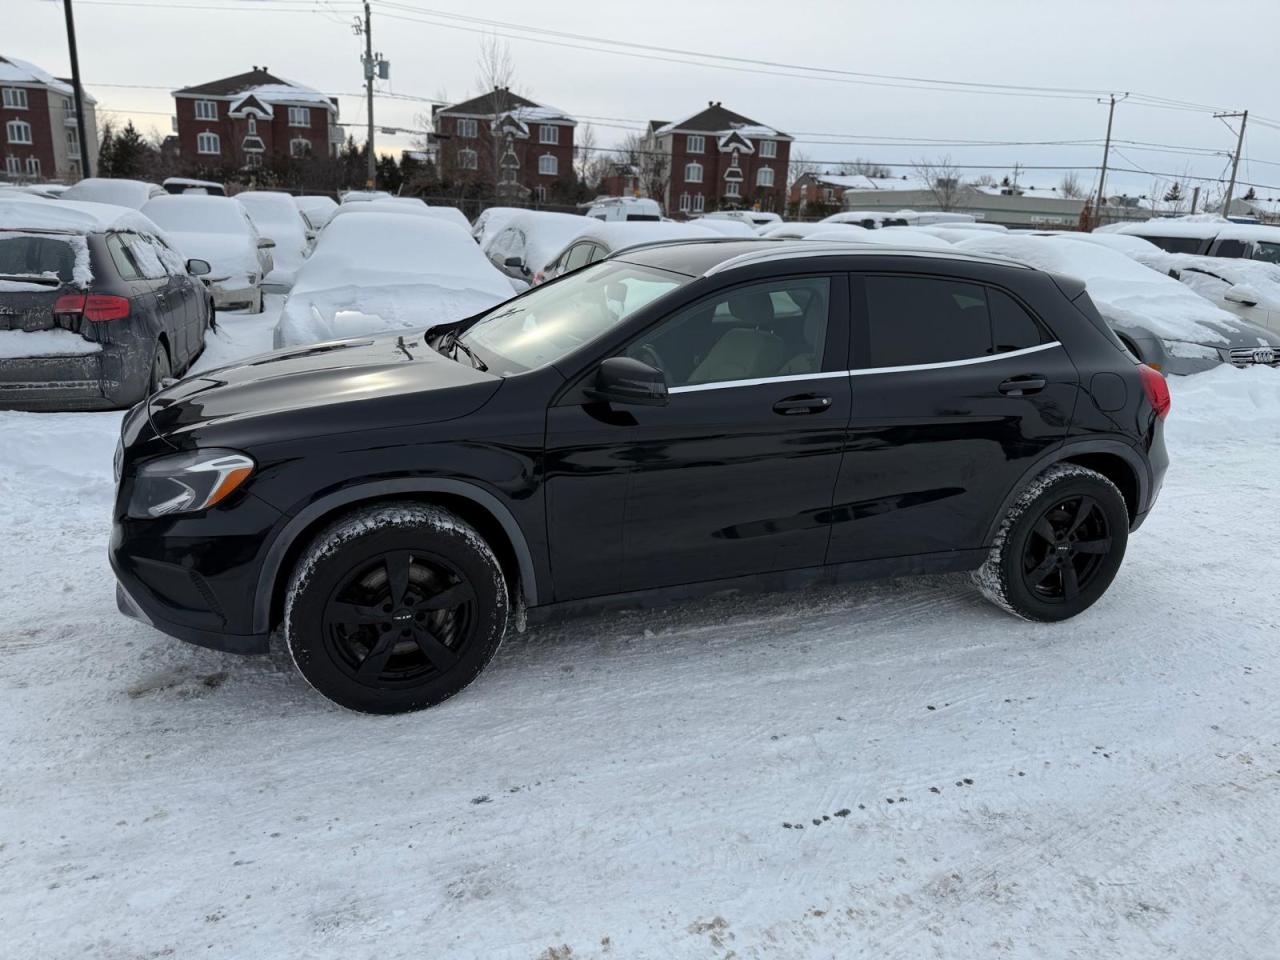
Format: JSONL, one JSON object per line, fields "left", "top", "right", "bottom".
{"left": 116, "top": 579, "right": 269, "bottom": 654}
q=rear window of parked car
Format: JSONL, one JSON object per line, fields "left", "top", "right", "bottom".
{"left": 863, "top": 276, "right": 1048, "bottom": 368}
{"left": 0, "top": 234, "right": 79, "bottom": 284}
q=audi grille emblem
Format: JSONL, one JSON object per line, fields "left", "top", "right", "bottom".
{"left": 1253, "top": 347, "right": 1277, "bottom": 364}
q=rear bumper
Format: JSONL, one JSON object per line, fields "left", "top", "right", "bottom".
{"left": 0, "top": 352, "right": 121, "bottom": 410}
{"left": 210, "top": 281, "right": 259, "bottom": 310}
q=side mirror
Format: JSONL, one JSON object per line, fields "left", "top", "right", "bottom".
{"left": 584, "top": 356, "right": 668, "bottom": 407}
{"left": 186, "top": 258, "right": 212, "bottom": 277}
{"left": 1225, "top": 284, "right": 1260, "bottom": 307}
{"left": 257, "top": 238, "right": 276, "bottom": 249}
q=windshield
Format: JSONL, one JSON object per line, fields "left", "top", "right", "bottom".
{"left": 1253, "top": 241, "right": 1280, "bottom": 264}
{"left": 458, "top": 260, "right": 688, "bottom": 375}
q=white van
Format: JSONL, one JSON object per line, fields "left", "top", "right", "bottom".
{"left": 584, "top": 197, "right": 662, "bottom": 222}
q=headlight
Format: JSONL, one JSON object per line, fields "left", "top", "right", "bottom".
{"left": 127, "top": 449, "right": 255, "bottom": 519}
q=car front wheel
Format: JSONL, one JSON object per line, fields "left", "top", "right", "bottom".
{"left": 285, "top": 503, "right": 509, "bottom": 713}
{"left": 973, "top": 464, "right": 1129, "bottom": 622}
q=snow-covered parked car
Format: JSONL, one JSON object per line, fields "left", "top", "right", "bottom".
{"left": 0, "top": 197, "right": 213, "bottom": 410}
{"left": 162, "top": 177, "right": 227, "bottom": 197}
{"left": 689, "top": 216, "right": 758, "bottom": 238}
{"left": 235, "top": 191, "right": 312, "bottom": 289}
{"left": 295, "top": 195, "right": 338, "bottom": 233}
{"left": 1127, "top": 252, "right": 1280, "bottom": 338}
{"left": 327, "top": 198, "right": 470, "bottom": 232}
{"left": 759, "top": 221, "right": 870, "bottom": 240}
{"left": 536, "top": 220, "right": 718, "bottom": 283}
{"left": 481, "top": 210, "right": 590, "bottom": 281}
{"left": 952, "top": 234, "right": 1280, "bottom": 373}
{"left": 471, "top": 206, "right": 524, "bottom": 245}
{"left": 141, "top": 195, "right": 272, "bottom": 311}
{"left": 60, "top": 178, "right": 164, "bottom": 209}
{"left": 584, "top": 197, "right": 662, "bottom": 222}
{"left": 273, "top": 213, "right": 513, "bottom": 348}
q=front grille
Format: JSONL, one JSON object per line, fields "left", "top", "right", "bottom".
{"left": 1228, "top": 346, "right": 1280, "bottom": 367}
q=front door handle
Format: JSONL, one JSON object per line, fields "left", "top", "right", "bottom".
{"left": 773, "top": 394, "right": 832, "bottom": 415}
{"left": 998, "top": 376, "right": 1047, "bottom": 396}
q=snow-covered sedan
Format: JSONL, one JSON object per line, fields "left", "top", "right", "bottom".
{"left": 235, "top": 191, "right": 312, "bottom": 289}
{"left": 273, "top": 212, "right": 513, "bottom": 348}
{"left": 61, "top": 178, "right": 165, "bottom": 209}
{"left": 141, "top": 195, "right": 273, "bottom": 311}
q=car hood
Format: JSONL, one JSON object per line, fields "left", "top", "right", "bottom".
{"left": 164, "top": 231, "right": 259, "bottom": 279}
{"left": 147, "top": 329, "right": 500, "bottom": 446}
{"left": 1164, "top": 314, "right": 1280, "bottom": 349}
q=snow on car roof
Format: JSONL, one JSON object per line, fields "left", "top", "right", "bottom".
{"left": 0, "top": 196, "right": 160, "bottom": 235}
{"left": 482, "top": 210, "right": 593, "bottom": 272}
{"left": 142, "top": 195, "right": 253, "bottom": 234}
{"left": 952, "top": 233, "right": 1241, "bottom": 344}
{"left": 60, "top": 178, "right": 161, "bottom": 210}
{"left": 1110, "top": 219, "right": 1226, "bottom": 239}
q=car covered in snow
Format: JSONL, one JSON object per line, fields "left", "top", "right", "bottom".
{"left": 688, "top": 216, "right": 759, "bottom": 238}
{"left": 326, "top": 198, "right": 471, "bottom": 232}
{"left": 234, "top": 191, "right": 313, "bottom": 289}
{"left": 480, "top": 209, "right": 591, "bottom": 281}
{"left": 294, "top": 195, "right": 338, "bottom": 233}
{"left": 584, "top": 197, "right": 663, "bottom": 222}
{"left": 1103, "top": 218, "right": 1280, "bottom": 263}
{"left": 272, "top": 212, "right": 513, "bottom": 348}
{"left": 140, "top": 195, "right": 272, "bottom": 311}
{"left": 60, "top": 178, "right": 165, "bottom": 209}
{"left": 536, "top": 220, "right": 719, "bottom": 283}
{"left": 162, "top": 177, "right": 227, "bottom": 197}
{"left": 698, "top": 210, "right": 782, "bottom": 232}
{"left": 1128, "top": 251, "right": 1280, "bottom": 338}
{"left": 951, "top": 234, "right": 1280, "bottom": 373}
{"left": 113, "top": 238, "right": 1169, "bottom": 713}
{"left": 0, "top": 197, "right": 213, "bottom": 410}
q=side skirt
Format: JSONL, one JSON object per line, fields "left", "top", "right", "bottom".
{"left": 527, "top": 548, "right": 989, "bottom": 624}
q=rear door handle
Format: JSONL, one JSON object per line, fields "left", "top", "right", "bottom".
{"left": 773, "top": 394, "right": 832, "bottom": 415}
{"left": 998, "top": 376, "right": 1047, "bottom": 396}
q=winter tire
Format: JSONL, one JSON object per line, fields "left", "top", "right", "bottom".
{"left": 148, "top": 343, "right": 172, "bottom": 392}
{"left": 973, "top": 463, "right": 1128, "bottom": 622}
{"left": 284, "top": 503, "right": 509, "bottom": 714}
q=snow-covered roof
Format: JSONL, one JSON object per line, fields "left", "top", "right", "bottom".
{"left": 436, "top": 88, "right": 575, "bottom": 125}
{"left": 810, "top": 175, "right": 933, "bottom": 192}
{"left": 654, "top": 102, "right": 789, "bottom": 140}
{"left": 0, "top": 197, "right": 159, "bottom": 235}
{"left": 173, "top": 68, "right": 336, "bottom": 111}
{"left": 0, "top": 55, "right": 96, "bottom": 103}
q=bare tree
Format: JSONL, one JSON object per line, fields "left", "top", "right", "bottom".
{"left": 788, "top": 149, "right": 817, "bottom": 189}
{"left": 840, "top": 157, "right": 892, "bottom": 178}
{"left": 1059, "top": 170, "right": 1084, "bottom": 199}
{"left": 913, "top": 155, "right": 965, "bottom": 211}
{"left": 621, "top": 131, "right": 669, "bottom": 208}
{"left": 476, "top": 36, "right": 517, "bottom": 193}
{"left": 575, "top": 121, "right": 603, "bottom": 187}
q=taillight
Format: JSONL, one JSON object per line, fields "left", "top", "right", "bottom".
{"left": 1138, "top": 363, "right": 1171, "bottom": 419}
{"left": 51, "top": 292, "right": 130, "bottom": 322}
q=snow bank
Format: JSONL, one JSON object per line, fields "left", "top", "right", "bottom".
{"left": 276, "top": 214, "right": 512, "bottom": 347}
{"left": 0, "top": 329, "right": 101, "bottom": 359}
{"left": 952, "top": 234, "right": 1243, "bottom": 345}
{"left": 1165, "top": 363, "right": 1280, "bottom": 443}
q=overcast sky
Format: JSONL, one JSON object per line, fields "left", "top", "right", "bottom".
{"left": 14, "top": 0, "right": 1280, "bottom": 199}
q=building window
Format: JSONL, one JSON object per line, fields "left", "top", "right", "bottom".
{"left": 457, "top": 148, "right": 478, "bottom": 170}
{"left": 2, "top": 88, "right": 29, "bottom": 110}
{"left": 757, "top": 167, "right": 774, "bottom": 187}
{"left": 4, "top": 156, "right": 19, "bottom": 176}
{"left": 290, "top": 137, "right": 311, "bottom": 158}
{"left": 534, "top": 185, "right": 547, "bottom": 202}
{"left": 456, "top": 118, "right": 478, "bottom": 138}
{"left": 678, "top": 193, "right": 691, "bottom": 212}
{"left": 539, "top": 154, "right": 558, "bottom": 176}
{"left": 693, "top": 194, "right": 705, "bottom": 213}
{"left": 66, "top": 128, "right": 81, "bottom": 157}
{"left": 725, "top": 181, "right": 741, "bottom": 198}
{"left": 196, "top": 131, "right": 220, "bottom": 154}
{"left": 684, "top": 162, "right": 703, "bottom": 183}
{"left": 730, "top": 152, "right": 739, "bottom": 168}
{"left": 759, "top": 139, "right": 777, "bottom": 158}
{"left": 6, "top": 120, "right": 33, "bottom": 144}
{"left": 25, "top": 157, "right": 40, "bottom": 176}
{"left": 539, "top": 124, "right": 558, "bottom": 145}
{"left": 823, "top": 188, "right": 835, "bottom": 202}
{"left": 245, "top": 152, "right": 262, "bottom": 169}
{"left": 195, "top": 99, "right": 218, "bottom": 120}
{"left": 246, "top": 116, "right": 257, "bottom": 135}
{"left": 288, "top": 106, "right": 310, "bottom": 127}
{"left": 686, "top": 134, "right": 705, "bottom": 154}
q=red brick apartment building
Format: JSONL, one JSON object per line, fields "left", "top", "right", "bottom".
{"left": 0, "top": 55, "right": 97, "bottom": 182}
{"left": 172, "top": 67, "right": 340, "bottom": 169}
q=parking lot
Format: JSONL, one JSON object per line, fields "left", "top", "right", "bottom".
{"left": 1, "top": 296, "right": 1277, "bottom": 958}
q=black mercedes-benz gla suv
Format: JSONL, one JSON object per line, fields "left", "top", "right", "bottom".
{"left": 111, "top": 239, "right": 1170, "bottom": 713}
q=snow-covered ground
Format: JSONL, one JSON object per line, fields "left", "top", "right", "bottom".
{"left": 2, "top": 299, "right": 1279, "bottom": 958}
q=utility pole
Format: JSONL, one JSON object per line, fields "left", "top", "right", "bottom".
{"left": 62, "top": 0, "right": 92, "bottom": 179}
{"left": 1093, "top": 93, "right": 1124, "bottom": 225}
{"left": 353, "top": 2, "right": 388, "bottom": 189}
{"left": 1216, "top": 109, "right": 1248, "bottom": 219}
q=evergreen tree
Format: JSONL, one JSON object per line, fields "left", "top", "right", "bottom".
{"left": 111, "top": 122, "right": 147, "bottom": 179}
{"left": 1244, "top": 187, "right": 1257, "bottom": 201}
{"left": 1163, "top": 182, "right": 1184, "bottom": 203}
{"left": 97, "top": 122, "right": 116, "bottom": 178}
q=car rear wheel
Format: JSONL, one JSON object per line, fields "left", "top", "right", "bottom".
{"left": 148, "top": 343, "right": 171, "bottom": 392}
{"left": 284, "top": 503, "right": 508, "bottom": 714}
{"left": 973, "top": 464, "right": 1128, "bottom": 622}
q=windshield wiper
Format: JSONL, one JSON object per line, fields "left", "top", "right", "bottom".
{"left": 450, "top": 336, "right": 487, "bottom": 371}
{"left": 0, "top": 273, "right": 61, "bottom": 286}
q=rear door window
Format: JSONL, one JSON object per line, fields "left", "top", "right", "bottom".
{"left": 862, "top": 276, "right": 1048, "bottom": 368}
{"left": 1210, "top": 238, "right": 1249, "bottom": 258}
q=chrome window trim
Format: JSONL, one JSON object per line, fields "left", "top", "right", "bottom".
{"left": 665, "top": 342, "right": 1061, "bottom": 394}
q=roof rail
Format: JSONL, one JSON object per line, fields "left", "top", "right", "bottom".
{"left": 704, "top": 242, "right": 1030, "bottom": 276}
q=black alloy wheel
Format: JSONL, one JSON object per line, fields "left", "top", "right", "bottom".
{"left": 323, "top": 550, "right": 477, "bottom": 687}
{"left": 1019, "top": 495, "right": 1112, "bottom": 604}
